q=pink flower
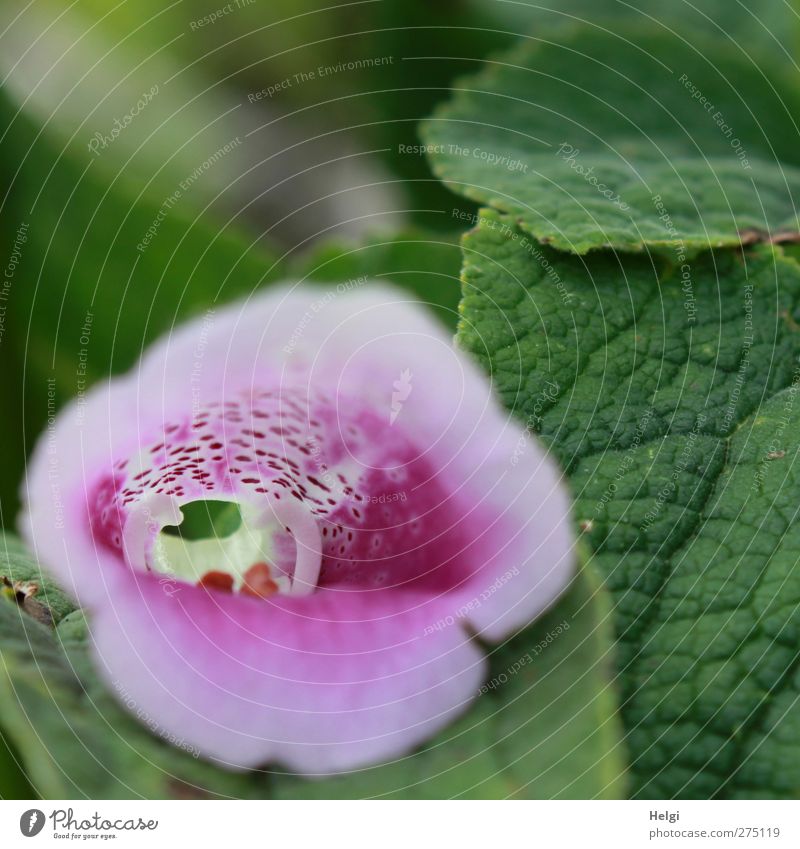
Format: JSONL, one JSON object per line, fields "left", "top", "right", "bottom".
{"left": 21, "top": 284, "right": 574, "bottom": 774}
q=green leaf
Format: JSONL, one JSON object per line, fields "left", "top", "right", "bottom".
{"left": 0, "top": 531, "right": 624, "bottom": 798}
{"left": 458, "top": 208, "right": 800, "bottom": 797}
{"left": 422, "top": 27, "right": 800, "bottom": 253}
{"left": 0, "top": 534, "right": 77, "bottom": 624}
{"left": 0, "top": 729, "right": 34, "bottom": 799}
{"left": 161, "top": 500, "right": 243, "bottom": 541}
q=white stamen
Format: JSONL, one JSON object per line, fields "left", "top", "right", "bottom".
{"left": 260, "top": 497, "right": 322, "bottom": 596}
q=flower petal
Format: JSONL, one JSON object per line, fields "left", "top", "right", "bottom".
{"left": 91, "top": 570, "right": 486, "bottom": 773}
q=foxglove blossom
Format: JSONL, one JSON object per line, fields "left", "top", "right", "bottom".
{"left": 22, "top": 283, "right": 573, "bottom": 774}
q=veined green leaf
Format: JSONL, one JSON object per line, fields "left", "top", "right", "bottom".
{"left": 458, "top": 208, "right": 800, "bottom": 797}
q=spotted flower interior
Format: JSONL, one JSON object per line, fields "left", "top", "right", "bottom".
{"left": 93, "top": 387, "right": 487, "bottom": 600}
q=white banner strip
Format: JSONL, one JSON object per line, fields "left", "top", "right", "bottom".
{"left": 1, "top": 800, "right": 798, "bottom": 848}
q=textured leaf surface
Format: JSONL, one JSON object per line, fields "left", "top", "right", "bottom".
{"left": 0, "top": 534, "right": 624, "bottom": 799}
{"left": 458, "top": 208, "right": 800, "bottom": 797}
{"left": 422, "top": 28, "right": 800, "bottom": 253}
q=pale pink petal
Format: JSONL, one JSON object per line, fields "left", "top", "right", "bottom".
{"left": 91, "top": 570, "right": 486, "bottom": 773}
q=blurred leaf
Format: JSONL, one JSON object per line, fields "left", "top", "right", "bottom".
{"left": 0, "top": 534, "right": 77, "bottom": 625}
{"left": 292, "top": 231, "right": 464, "bottom": 330}
{"left": 17, "top": 0, "right": 512, "bottom": 229}
{"left": 486, "top": 0, "right": 800, "bottom": 57}
{"left": 0, "top": 0, "right": 265, "bottom": 215}
{"left": 162, "top": 501, "right": 243, "bottom": 541}
{"left": 0, "top": 729, "right": 34, "bottom": 799}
